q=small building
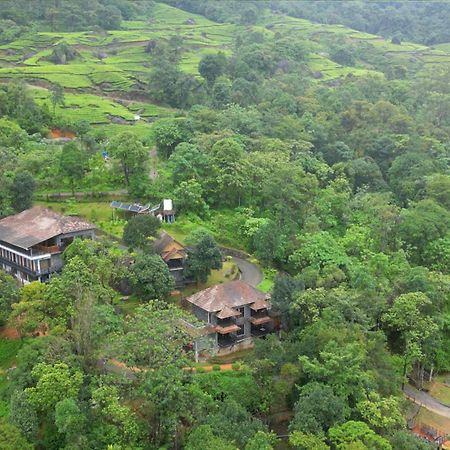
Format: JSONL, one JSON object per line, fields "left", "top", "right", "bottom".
{"left": 152, "top": 231, "right": 187, "bottom": 286}
{"left": 186, "top": 280, "right": 274, "bottom": 353}
{"left": 0, "top": 206, "right": 95, "bottom": 284}
{"left": 110, "top": 199, "right": 175, "bottom": 223}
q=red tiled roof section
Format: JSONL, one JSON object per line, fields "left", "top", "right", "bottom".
{"left": 0, "top": 206, "right": 95, "bottom": 249}
{"left": 216, "top": 305, "right": 242, "bottom": 319}
{"left": 186, "top": 280, "right": 270, "bottom": 313}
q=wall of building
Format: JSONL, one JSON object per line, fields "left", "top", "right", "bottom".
{"left": 191, "top": 304, "right": 209, "bottom": 324}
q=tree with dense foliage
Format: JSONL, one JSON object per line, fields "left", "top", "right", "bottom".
{"left": 58, "top": 141, "right": 87, "bottom": 195}
{"left": 49, "top": 83, "right": 65, "bottom": 114}
{"left": 123, "top": 214, "right": 160, "bottom": 250}
{"left": 107, "top": 132, "right": 147, "bottom": 186}
{"left": 0, "top": 271, "right": 19, "bottom": 325}
{"left": 129, "top": 253, "right": 175, "bottom": 300}
{"left": 289, "top": 432, "right": 330, "bottom": 450}
{"left": 199, "top": 52, "right": 227, "bottom": 85}
{"left": 328, "top": 420, "right": 391, "bottom": 450}
{"left": 0, "top": 419, "right": 33, "bottom": 450}
{"left": 154, "top": 119, "right": 190, "bottom": 159}
{"left": 113, "top": 301, "right": 190, "bottom": 368}
{"left": 185, "top": 229, "right": 222, "bottom": 283}
{"left": 9, "top": 171, "right": 35, "bottom": 212}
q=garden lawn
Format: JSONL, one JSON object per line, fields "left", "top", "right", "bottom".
{"left": 427, "top": 374, "right": 450, "bottom": 406}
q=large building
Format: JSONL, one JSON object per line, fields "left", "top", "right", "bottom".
{"left": 186, "top": 280, "right": 274, "bottom": 353}
{"left": 0, "top": 206, "right": 95, "bottom": 284}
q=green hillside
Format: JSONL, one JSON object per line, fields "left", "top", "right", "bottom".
{"left": 1, "top": 2, "right": 449, "bottom": 133}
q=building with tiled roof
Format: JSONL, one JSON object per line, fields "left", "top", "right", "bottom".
{"left": 186, "top": 280, "right": 274, "bottom": 350}
{"left": 152, "top": 231, "right": 187, "bottom": 286}
{"left": 0, "top": 206, "right": 95, "bottom": 283}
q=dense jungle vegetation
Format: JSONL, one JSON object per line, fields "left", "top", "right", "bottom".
{"left": 0, "top": 1, "right": 449, "bottom": 449}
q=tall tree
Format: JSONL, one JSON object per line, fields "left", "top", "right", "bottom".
{"left": 382, "top": 292, "right": 438, "bottom": 388}
{"left": 184, "top": 230, "right": 222, "bottom": 283}
{"left": 0, "top": 271, "right": 19, "bottom": 325}
{"left": 49, "top": 82, "right": 64, "bottom": 115}
{"left": 123, "top": 214, "right": 160, "bottom": 250}
{"left": 58, "top": 141, "right": 87, "bottom": 195}
{"left": 9, "top": 171, "right": 35, "bottom": 212}
{"left": 107, "top": 132, "right": 147, "bottom": 186}
{"left": 129, "top": 253, "right": 174, "bottom": 300}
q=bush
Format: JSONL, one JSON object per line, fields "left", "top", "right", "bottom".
{"left": 232, "top": 363, "right": 241, "bottom": 371}
{"left": 212, "top": 364, "right": 221, "bottom": 371}
{"left": 196, "top": 367, "right": 205, "bottom": 373}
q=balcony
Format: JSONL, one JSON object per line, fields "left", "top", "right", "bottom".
{"left": 250, "top": 312, "right": 273, "bottom": 338}
{"left": 0, "top": 255, "right": 62, "bottom": 277}
{"left": 215, "top": 324, "right": 241, "bottom": 335}
{"left": 33, "top": 244, "right": 62, "bottom": 255}
{"left": 249, "top": 311, "right": 272, "bottom": 326}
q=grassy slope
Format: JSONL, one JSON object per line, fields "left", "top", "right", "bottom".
{"left": 1, "top": 3, "right": 450, "bottom": 134}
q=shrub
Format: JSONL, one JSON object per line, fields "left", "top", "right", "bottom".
{"left": 212, "top": 364, "right": 221, "bottom": 371}
{"left": 196, "top": 367, "right": 205, "bottom": 373}
{"left": 232, "top": 363, "right": 241, "bottom": 371}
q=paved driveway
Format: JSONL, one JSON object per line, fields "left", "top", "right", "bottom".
{"left": 404, "top": 384, "right": 450, "bottom": 418}
{"left": 232, "top": 256, "right": 263, "bottom": 287}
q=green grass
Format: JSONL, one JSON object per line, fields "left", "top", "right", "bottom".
{"left": 1, "top": 2, "right": 449, "bottom": 141}
{"left": 257, "top": 268, "right": 276, "bottom": 293}
{"left": 33, "top": 90, "right": 136, "bottom": 123}
{"left": 410, "top": 401, "right": 450, "bottom": 433}
{"left": 427, "top": 374, "right": 450, "bottom": 406}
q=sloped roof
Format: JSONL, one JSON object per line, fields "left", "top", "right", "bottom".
{"left": 152, "top": 231, "right": 175, "bottom": 254}
{"left": 216, "top": 305, "right": 241, "bottom": 319}
{"left": 250, "top": 297, "right": 271, "bottom": 311}
{"left": 152, "top": 231, "right": 186, "bottom": 259}
{"left": 0, "top": 206, "right": 95, "bottom": 250}
{"left": 186, "top": 280, "right": 269, "bottom": 313}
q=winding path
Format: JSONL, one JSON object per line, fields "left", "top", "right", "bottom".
{"left": 404, "top": 384, "right": 450, "bottom": 419}
{"left": 232, "top": 256, "right": 263, "bottom": 287}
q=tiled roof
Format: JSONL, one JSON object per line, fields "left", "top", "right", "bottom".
{"left": 152, "top": 231, "right": 175, "bottom": 254}
{"left": 152, "top": 231, "right": 186, "bottom": 260}
{"left": 186, "top": 280, "right": 269, "bottom": 313}
{"left": 216, "top": 305, "right": 241, "bottom": 319}
{"left": 0, "top": 206, "right": 95, "bottom": 250}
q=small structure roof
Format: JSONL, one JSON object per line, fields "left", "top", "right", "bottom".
{"left": 216, "top": 305, "right": 241, "bottom": 319}
{"left": 250, "top": 297, "right": 271, "bottom": 311}
{"left": 215, "top": 324, "right": 241, "bottom": 335}
{"left": 152, "top": 231, "right": 185, "bottom": 258}
{"left": 249, "top": 316, "right": 272, "bottom": 326}
{"left": 0, "top": 206, "right": 95, "bottom": 250}
{"left": 186, "top": 280, "right": 269, "bottom": 313}
{"left": 110, "top": 201, "right": 152, "bottom": 213}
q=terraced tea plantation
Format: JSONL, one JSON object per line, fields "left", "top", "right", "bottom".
{"left": 1, "top": 1, "right": 450, "bottom": 134}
